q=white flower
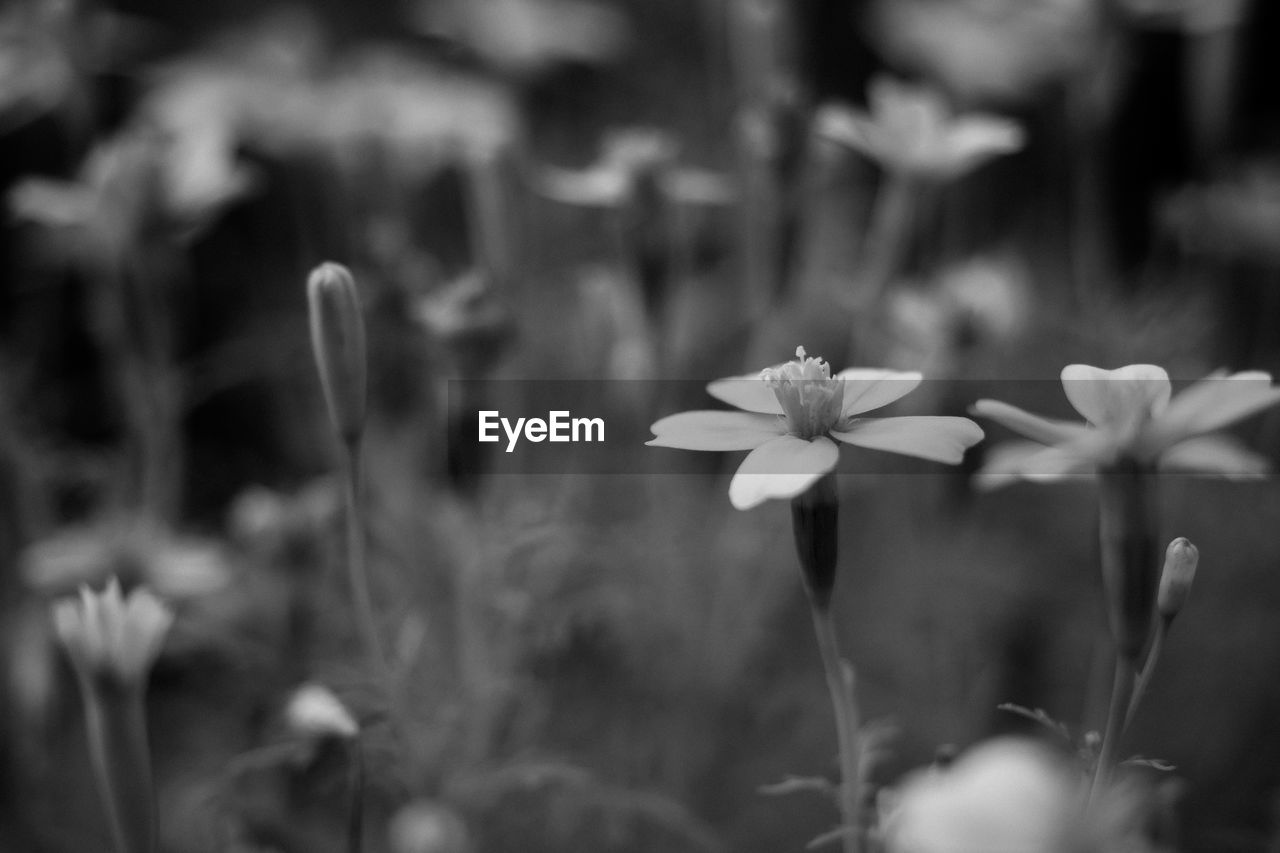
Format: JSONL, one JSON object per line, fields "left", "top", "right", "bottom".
{"left": 972, "top": 363, "right": 1280, "bottom": 485}
{"left": 883, "top": 738, "right": 1078, "bottom": 853}
{"left": 816, "top": 76, "right": 1024, "bottom": 179}
{"left": 648, "top": 347, "right": 983, "bottom": 509}
{"left": 52, "top": 578, "right": 174, "bottom": 687}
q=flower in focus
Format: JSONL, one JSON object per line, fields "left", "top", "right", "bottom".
{"left": 52, "top": 578, "right": 174, "bottom": 687}
{"left": 815, "top": 76, "right": 1025, "bottom": 180}
{"left": 972, "top": 364, "right": 1280, "bottom": 485}
{"left": 648, "top": 347, "right": 983, "bottom": 509}
{"left": 882, "top": 738, "right": 1079, "bottom": 853}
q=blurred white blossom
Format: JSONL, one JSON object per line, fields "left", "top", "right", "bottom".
{"left": 52, "top": 578, "right": 174, "bottom": 687}
{"left": 882, "top": 738, "right": 1079, "bottom": 853}
{"left": 816, "top": 77, "right": 1025, "bottom": 179}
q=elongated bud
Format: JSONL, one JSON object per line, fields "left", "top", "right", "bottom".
{"left": 1157, "top": 537, "right": 1199, "bottom": 620}
{"left": 790, "top": 473, "right": 839, "bottom": 609}
{"left": 308, "top": 262, "right": 367, "bottom": 444}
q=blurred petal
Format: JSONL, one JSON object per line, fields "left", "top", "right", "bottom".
{"left": 728, "top": 436, "right": 839, "bottom": 510}
{"left": 831, "top": 416, "right": 983, "bottom": 464}
{"left": 1159, "top": 435, "right": 1270, "bottom": 479}
{"left": 974, "top": 441, "right": 1097, "bottom": 490}
{"left": 647, "top": 410, "right": 783, "bottom": 450}
{"left": 662, "top": 168, "right": 736, "bottom": 205}
{"left": 970, "top": 399, "right": 1090, "bottom": 445}
{"left": 835, "top": 369, "right": 923, "bottom": 416}
{"left": 944, "top": 116, "right": 1025, "bottom": 172}
{"left": 707, "top": 374, "right": 784, "bottom": 415}
{"left": 1060, "top": 364, "right": 1171, "bottom": 427}
{"left": 1149, "top": 371, "right": 1280, "bottom": 448}
{"left": 532, "top": 164, "right": 628, "bottom": 206}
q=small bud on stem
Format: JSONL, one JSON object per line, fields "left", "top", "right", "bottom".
{"left": 1157, "top": 537, "right": 1199, "bottom": 620}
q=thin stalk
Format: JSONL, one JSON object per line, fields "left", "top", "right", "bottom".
{"left": 83, "top": 684, "right": 156, "bottom": 853}
{"left": 846, "top": 171, "right": 917, "bottom": 363}
{"left": 1125, "top": 616, "right": 1169, "bottom": 731}
{"left": 340, "top": 439, "right": 391, "bottom": 690}
{"left": 810, "top": 605, "right": 863, "bottom": 853}
{"left": 346, "top": 739, "right": 366, "bottom": 853}
{"left": 1090, "top": 653, "right": 1135, "bottom": 805}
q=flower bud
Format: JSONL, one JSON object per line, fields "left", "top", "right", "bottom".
{"left": 389, "top": 800, "right": 473, "bottom": 853}
{"left": 52, "top": 577, "right": 174, "bottom": 688}
{"left": 308, "top": 262, "right": 367, "bottom": 444}
{"left": 1157, "top": 537, "right": 1199, "bottom": 619}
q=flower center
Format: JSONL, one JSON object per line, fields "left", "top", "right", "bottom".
{"left": 762, "top": 347, "right": 845, "bottom": 440}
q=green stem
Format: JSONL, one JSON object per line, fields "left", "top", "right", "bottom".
{"left": 1124, "top": 616, "right": 1169, "bottom": 731}
{"left": 810, "top": 605, "right": 863, "bottom": 853}
{"left": 83, "top": 683, "right": 156, "bottom": 853}
{"left": 1090, "top": 653, "right": 1135, "bottom": 806}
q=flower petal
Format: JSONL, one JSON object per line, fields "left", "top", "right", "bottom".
{"left": 942, "top": 116, "right": 1025, "bottom": 174}
{"left": 1148, "top": 371, "right": 1280, "bottom": 449}
{"left": 970, "top": 399, "right": 1091, "bottom": 446}
{"left": 647, "top": 410, "right": 784, "bottom": 450}
{"left": 706, "top": 374, "right": 784, "bottom": 415}
{"left": 830, "top": 416, "right": 983, "bottom": 464}
{"left": 834, "top": 369, "right": 923, "bottom": 416}
{"left": 1060, "top": 364, "right": 1171, "bottom": 428}
{"left": 973, "top": 441, "right": 1097, "bottom": 490}
{"left": 1159, "top": 435, "right": 1270, "bottom": 479}
{"left": 728, "top": 435, "right": 839, "bottom": 510}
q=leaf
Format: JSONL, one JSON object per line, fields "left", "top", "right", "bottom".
{"left": 806, "top": 825, "right": 856, "bottom": 850}
{"left": 997, "top": 702, "right": 1071, "bottom": 740}
{"left": 758, "top": 775, "right": 836, "bottom": 799}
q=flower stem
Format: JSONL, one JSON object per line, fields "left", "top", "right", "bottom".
{"left": 347, "top": 739, "right": 366, "bottom": 853}
{"left": 846, "top": 171, "right": 916, "bottom": 362}
{"left": 340, "top": 439, "right": 392, "bottom": 695}
{"left": 1091, "top": 653, "right": 1135, "bottom": 806}
{"left": 83, "top": 683, "right": 156, "bottom": 853}
{"left": 1125, "top": 615, "right": 1169, "bottom": 731}
{"left": 810, "top": 604, "right": 863, "bottom": 853}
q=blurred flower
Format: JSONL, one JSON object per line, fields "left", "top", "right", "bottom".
{"left": 285, "top": 683, "right": 358, "bottom": 740}
{"left": 882, "top": 737, "right": 1079, "bottom": 853}
{"left": 52, "top": 578, "right": 173, "bottom": 688}
{"left": 8, "top": 121, "right": 254, "bottom": 254}
{"left": 972, "top": 364, "right": 1280, "bottom": 485}
{"left": 816, "top": 77, "right": 1025, "bottom": 179}
{"left": 648, "top": 346, "right": 983, "bottom": 509}
{"left": 20, "top": 517, "right": 233, "bottom": 600}
{"left": 868, "top": 0, "right": 1102, "bottom": 103}
{"left": 887, "top": 257, "right": 1032, "bottom": 371}
{"left": 1160, "top": 164, "right": 1280, "bottom": 266}
{"left": 534, "top": 127, "right": 734, "bottom": 209}
{"left": 410, "top": 0, "right": 629, "bottom": 77}
{"left": 388, "top": 800, "right": 473, "bottom": 853}
{"left": 54, "top": 580, "right": 169, "bottom": 853}
{"left": 414, "top": 270, "right": 515, "bottom": 370}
